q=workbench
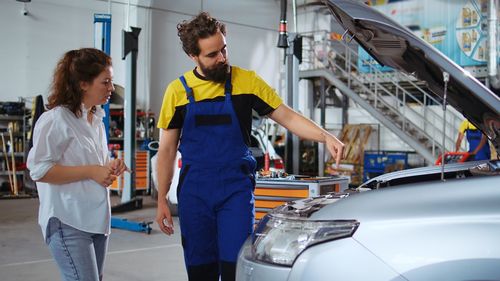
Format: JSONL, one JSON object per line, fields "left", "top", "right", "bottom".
{"left": 254, "top": 175, "right": 349, "bottom": 220}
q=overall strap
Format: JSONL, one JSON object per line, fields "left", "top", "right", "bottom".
{"left": 224, "top": 68, "right": 232, "bottom": 101}
{"left": 179, "top": 75, "right": 195, "bottom": 103}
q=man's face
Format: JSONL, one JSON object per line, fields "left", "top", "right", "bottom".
{"left": 192, "top": 30, "right": 229, "bottom": 83}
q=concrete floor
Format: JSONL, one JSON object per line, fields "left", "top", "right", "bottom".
{"left": 0, "top": 194, "right": 188, "bottom": 281}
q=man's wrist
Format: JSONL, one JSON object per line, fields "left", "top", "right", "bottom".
{"left": 320, "top": 131, "right": 329, "bottom": 143}
{"left": 158, "top": 196, "right": 169, "bottom": 206}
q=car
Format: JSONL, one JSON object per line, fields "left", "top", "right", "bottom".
{"left": 249, "top": 125, "right": 285, "bottom": 173}
{"left": 235, "top": 0, "right": 500, "bottom": 280}
{"left": 237, "top": 160, "right": 500, "bottom": 281}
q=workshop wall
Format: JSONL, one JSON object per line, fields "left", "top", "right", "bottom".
{"left": 0, "top": 0, "right": 151, "bottom": 111}
{"left": 0, "top": 0, "right": 283, "bottom": 120}
{"left": 2, "top": 0, "right": 421, "bottom": 155}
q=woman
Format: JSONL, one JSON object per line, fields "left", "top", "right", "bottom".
{"left": 27, "top": 48, "right": 127, "bottom": 281}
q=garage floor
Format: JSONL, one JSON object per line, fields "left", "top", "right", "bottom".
{"left": 0, "top": 194, "right": 188, "bottom": 281}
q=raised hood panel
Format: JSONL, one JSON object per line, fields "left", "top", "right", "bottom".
{"left": 323, "top": 0, "right": 500, "bottom": 151}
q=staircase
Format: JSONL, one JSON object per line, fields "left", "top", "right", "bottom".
{"left": 299, "top": 31, "right": 464, "bottom": 164}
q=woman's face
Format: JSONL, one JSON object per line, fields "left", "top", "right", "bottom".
{"left": 81, "top": 66, "right": 114, "bottom": 108}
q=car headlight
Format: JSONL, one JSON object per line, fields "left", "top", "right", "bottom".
{"left": 248, "top": 215, "right": 359, "bottom": 266}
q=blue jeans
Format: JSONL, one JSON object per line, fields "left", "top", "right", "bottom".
{"left": 46, "top": 217, "right": 109, "bottom": 281}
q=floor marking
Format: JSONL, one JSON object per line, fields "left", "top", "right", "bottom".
{"left": 0, "top": 244, "right": 182, "bottom": 267}
{"left": 107, "top": 244, "right": 182, "bottom": 255}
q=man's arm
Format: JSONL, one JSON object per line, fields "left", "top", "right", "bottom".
{"left": 155, "top": 128, "right": 180, "bottom": 235}
{"left": 471, "top": 134, "right": 488, "bottom": 155}
{"left": 269, "top": 104, "right": 344, "bottom": 167}
{"left": 455, "top": 132, "right": 465, "bottom": 151}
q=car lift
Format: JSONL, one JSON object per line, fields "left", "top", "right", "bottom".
{"left": 95, "top": 13, "right": 150, "bottom": 234}
{"left": 110, "top": 217, "right": 152, "bottom": 235}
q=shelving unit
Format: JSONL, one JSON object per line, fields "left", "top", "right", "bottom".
{"left": 109, "top": 150, "right": 150, "bottom": 193}
{"left": 108, "top": 108, "right": 156, "bottom": 194}
{"left": 0, "top": 102, "right": 31, "bottom": 196}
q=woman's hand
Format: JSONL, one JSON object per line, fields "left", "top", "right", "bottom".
{"left": 90, "top": 165, "right": 116, "bottom": 187}
{"left": 108, "top": 158, "right": 130, "bottom": 176}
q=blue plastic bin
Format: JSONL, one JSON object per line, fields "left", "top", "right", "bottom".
{"left": 363, "top": 151, "right": 409, "bottom": 182}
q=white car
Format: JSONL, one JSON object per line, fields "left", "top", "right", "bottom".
{"left": 249, "top": 126, "right": 285, "bottom": 173}
{"left": 237, "top": 161, "right": 500, "bottom": 281}
{"left": 150, "top": 150, "right": 181, "bottom": 214}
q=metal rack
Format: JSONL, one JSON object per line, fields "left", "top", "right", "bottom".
{"left": 0, "top": 100, "right": 31, "bottom": 197}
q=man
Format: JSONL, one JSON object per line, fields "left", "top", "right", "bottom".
{"left": 455, "top": 119, "right": 491, "bottom": 160}
{"left": 155, "top": 12, "right": 344, "bottom": 281}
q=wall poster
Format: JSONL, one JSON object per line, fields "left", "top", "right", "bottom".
{"left": 358, "top": 0, "right": 491, "bottom": 73}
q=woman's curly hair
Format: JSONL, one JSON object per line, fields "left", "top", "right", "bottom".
{"left": 47, "top": 48, "right": 112, "bottom": 117}
{"left": 177, "top": 12, "right": 226, "bottom": 56}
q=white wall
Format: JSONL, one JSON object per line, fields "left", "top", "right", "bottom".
{"left": 0, "top": 0, "right": 283, "bottom": 119}
{"left": 1, "top": 0, "right": 107, "bottom": 101}
{"left": 0, "top": 0, "right": 150, "bottom": 107}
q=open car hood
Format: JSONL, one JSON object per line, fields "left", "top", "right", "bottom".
{"left": 323, "top": 0, "right": 500, "bottom": 151}
{"left": 360, "top": 159, "right": 500, "bottom": 189}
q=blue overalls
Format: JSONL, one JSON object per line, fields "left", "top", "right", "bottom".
{"left": 177, "top": 71, "right": 256, "bottom": 281}
{"left": 465, "top": 127, "right": 491, "bottom": 160}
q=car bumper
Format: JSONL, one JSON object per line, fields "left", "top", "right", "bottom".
{"left": 236, "top": 239, "right": 292, "bottom": 281}
{"left": 236, "top": 237, "right": 405, "bottom": 281}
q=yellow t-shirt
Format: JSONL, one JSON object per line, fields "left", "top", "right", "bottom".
{"left": 157, "top": 66, "right": 282, "bottom": 145}
{"left": 458, "top": 119, "right": 477, "bottom": 134}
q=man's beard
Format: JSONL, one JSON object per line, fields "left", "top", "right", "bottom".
{"left": 199, "top": 61, "right": 229, "bottom": 83}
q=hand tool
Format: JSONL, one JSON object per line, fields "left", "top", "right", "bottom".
{"left": 1, "top": 133, "right": 14, "bottom": 193}
{"left": 8, "top": 126, "right": 18, "bottom": 195}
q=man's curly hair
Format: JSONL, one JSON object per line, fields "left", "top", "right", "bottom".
{"left": 177, "top": 12, "right": 226, "bottom": 56}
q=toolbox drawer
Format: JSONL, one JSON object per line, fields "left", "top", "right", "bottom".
{"left": 254, "top": 176, "right": 349, "bottom": 220}
{"left": 110, "top": 150, "right": 150, "bottom": 192}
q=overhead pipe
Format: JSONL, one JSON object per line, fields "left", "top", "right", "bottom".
{"left": 488, "top": 0, "right": 500, "bottom": 89}
{"left": 277, "top": 0, "right": 289, "bottom": 48}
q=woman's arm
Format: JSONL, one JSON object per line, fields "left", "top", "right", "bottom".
{"left": 38, "top": 164, "right": 116, "bottom": 187}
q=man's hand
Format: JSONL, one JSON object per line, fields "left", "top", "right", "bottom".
{"left": 269, "top": 104, "right": 345, "bottom": 167}
{"left": 156, "top": 202, "right": 174, "bottom": 235}
{"left": 324, "top": 132, "right": 345, "bottom": 168}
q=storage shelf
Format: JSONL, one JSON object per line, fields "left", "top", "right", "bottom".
{"left": 0, "top": 151, "right": 24, "bottom": 157}
{"left": 0, "top": 115, "right": 24, "bottom": 121}
{"left": 0, "top": 171, "right": 24, "bottom": 175}
{"left": 109, "top": 137, "right": 147, "bottom": 141}
{"left": 1, "top": 132, "right": 25, "bottom": 137}
{"left": 0, "top": 101, "right": 30, "bottom": 193}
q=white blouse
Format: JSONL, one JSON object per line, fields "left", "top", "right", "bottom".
{"left": 27, "top": 105, "right": 111, "bottom": 240}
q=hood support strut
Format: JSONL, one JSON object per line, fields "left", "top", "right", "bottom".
{"left": 488, "top": 0, "right": 500, "bottom": 89}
